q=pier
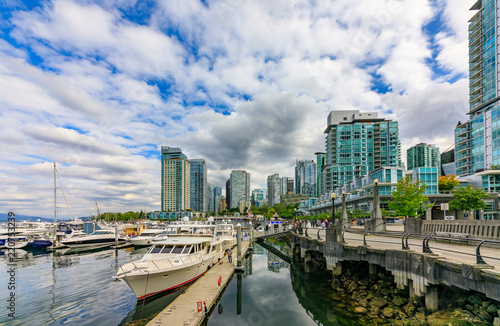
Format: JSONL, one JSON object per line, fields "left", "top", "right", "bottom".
{"left": 147, "top": 241, "right": 250, "bottom": 326}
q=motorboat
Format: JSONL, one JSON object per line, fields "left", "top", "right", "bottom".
{"left": 60, "top": 229, "right": 128, "bottom": 248}
{"left": 0, "top": 229, "right": 28, "bottom": 249}
{"left": 130, "top": 229, "right": 165, "bottom": 247}
{"left": 25, "top": 233, "right": 54, "bottom": 249}
{"left": 115, "top": 224, "right": 225, "bottom": 299}
{"left": 215, "top": 222, "right": 236, "bottom": 250}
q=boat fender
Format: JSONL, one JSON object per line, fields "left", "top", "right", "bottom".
{"left": 218, "top": 276, "right": 222, "bottom": 286}
{"left": 204, "top": 301, "right": 208, "bottom": 316}
{"left": 218, "top": 303, "right": 223, "bottom": 315}
{"left": 197, "top": 300, "right": 202, "bottom": 312}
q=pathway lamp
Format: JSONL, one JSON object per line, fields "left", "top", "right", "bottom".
{"left": 331, "top": 193, "right": 336, "bottom": 224}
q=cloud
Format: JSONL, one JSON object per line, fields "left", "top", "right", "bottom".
{"left": 0, "top": 0, "right": 476, "bottom": 217}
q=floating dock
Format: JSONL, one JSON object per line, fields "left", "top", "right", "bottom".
{"left": 147, "top": 241, "right": 249, "bottom": 326}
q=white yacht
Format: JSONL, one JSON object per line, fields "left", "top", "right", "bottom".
{"left": 215, "top": 222, "right": 236, "bottom": 250}
{"left": 130, "top": 229, "right": 164, "bottom": 247}
{"left": 60, "top": 229, "right": 128, "bottom": 248}
{"left": 116, "top": 224, "right": 225, "bottom": 300}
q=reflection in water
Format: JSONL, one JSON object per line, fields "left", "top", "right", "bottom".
{"left": 0, "top": 246, "right": 177, "bottom": 326}
{"left": 208, "top": 242, "right": 379, "bottom": 326}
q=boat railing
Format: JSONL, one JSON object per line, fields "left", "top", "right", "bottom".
{"left": 117, "top": 253, "right": 204, "bottom": 275}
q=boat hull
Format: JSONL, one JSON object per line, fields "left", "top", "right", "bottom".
{"left": 61, "top": 238, "right": 127, "bottom": 248}
{"left": 130, "top": 238, "right": 154, "bottom": 247}
{"left": 120, "top": 252, "right": 224, "bottom": 299}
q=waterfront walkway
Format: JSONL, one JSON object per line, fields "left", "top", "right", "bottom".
{"left": 304, "top": 226, "right": 500, "bottom": 269}
{"left": 147, "top": 242, "right": 249, "bottom": 326}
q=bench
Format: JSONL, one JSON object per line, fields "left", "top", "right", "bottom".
{"left": 434, "top": 231, "right": 469, "bottom": 238}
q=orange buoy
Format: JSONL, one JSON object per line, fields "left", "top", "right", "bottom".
{"left": 218, "top": 276, "right": 222, "bottom": 286}
{"left": 197, "top": 300, "right": 202, "bottom": 312}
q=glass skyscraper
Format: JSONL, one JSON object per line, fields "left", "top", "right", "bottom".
{"left": 189, "top": 159, "right": 207, "bottom": 213}
{"left": 229, "top": 170, "right": 250, "bottom": 209}
{"left": 322, "top": 110, "right": 401, "bottom": 194}
{"left": 295, "top": 160, "right": 317, "bottom": 197}
{"left": 267, "top": 174, "right": 281, "bottom": 207}
{"left": 161, "top": 146, "right": 190, "bottom": 212}
{"left": 456, "top": 0, "right": 500, "bottom": 176}
{"left": 406, "top": 143, "right": 440, "bottom": 170}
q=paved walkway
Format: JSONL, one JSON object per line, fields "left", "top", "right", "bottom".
{"left": 303, "top": 228, "right": 500, "bottom": 270}
{"left": 147, "top": 242, "right": 249, "bottom": 326}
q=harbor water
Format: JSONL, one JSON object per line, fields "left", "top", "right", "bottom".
{"left": 1, "top": 240, "right": 375, "bottom": 326}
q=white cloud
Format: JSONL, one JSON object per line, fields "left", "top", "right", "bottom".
{"left": 0, "top": 0, "right": 475, "bottom": 217}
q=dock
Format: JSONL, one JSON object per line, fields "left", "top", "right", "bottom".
{"left": 147, "top": 241, "right": 250, "bottom": 326}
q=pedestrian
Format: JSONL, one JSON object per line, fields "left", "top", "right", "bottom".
{"left": 227, "top": 248, "right": 233, "bottom": 263}
{"left": 321, "top": 221, "right": 325, "bottom": 229}
{"left": 325, "top": 220, "right": 330, "bottom": 228}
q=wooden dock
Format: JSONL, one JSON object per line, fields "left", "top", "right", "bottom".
{"left": 147, "top": 241, "right": 249, "bottom": 326}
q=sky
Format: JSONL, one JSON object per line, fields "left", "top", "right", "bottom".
{"left": 0, "top": 0, "right": 474, "bottom": 218}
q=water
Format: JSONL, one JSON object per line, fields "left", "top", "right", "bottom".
{"left": 1, "top": 240, "right": 378, "bottom": 326}
{"left": 0, "top": 246, "right": 182, "bottom": 326}
{"left": 208, "top": 241, "right": 377, "bottom": 326}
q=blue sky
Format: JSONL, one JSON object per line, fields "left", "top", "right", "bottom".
{"left": 0, "top": 0, "right": 473, "bottom": 218}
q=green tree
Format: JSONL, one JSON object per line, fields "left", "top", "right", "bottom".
{"left": 388, "top": 175, "right": 431, "bottom": 218}
{"left": 438, "top": 175, "right": 459, "bottom": 192}
{"left": 449, "top": 185, "right": 488, "bottom": 220}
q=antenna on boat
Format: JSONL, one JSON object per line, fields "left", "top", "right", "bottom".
{"left": 53, "top": 162, "right": 57, "bottom": 247}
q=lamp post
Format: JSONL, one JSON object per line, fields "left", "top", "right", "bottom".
{"left": 331, "top": 192, "right": 336, "bottom": 224}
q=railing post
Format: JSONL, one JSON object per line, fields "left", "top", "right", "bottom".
{"left": 476, "top": 240, "right": 488, "bottom": 265}
{"left": 317, "top": 229, "right": 321, "bottom": 240}
{"left": 423, "top": 235, "right": 433, "bottom": 254}
{"left": 363, "top": 232, "right": 368, "bottom": 246}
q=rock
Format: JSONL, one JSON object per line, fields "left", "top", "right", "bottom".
{"left": 380, "top": 288, "right": 390, "bottom": 296}
{"left": 359, "top": 298, "right": 368, "bottom": 308}
{"left": 482, "top": 301, "right": 491, "bottom": 308}
{"left": 382, "top": 307, "right": 395, "bottom": 318}
{"left": 487, "top": 304, "right": 498, "bottom": 314}
{"left": 403, "top": 303, "right": 415, "bottom": 316}
{"left": 398, "top": 310, "right": 408, "bottom": 319}
{"left": 393, "top": 296, "right": 406, "bottom": 307}
{"left": 426, "top": 310, "right": 454, "bottom": 326}
{"left": 494, "top": 317, "right": 500, "bottom": 326}
{"left": 468, "top": 294, "right": 484, "bottom": 305}
{"left": 347, "top": 282, "right": 358, "bottom": 293}
{"left": 478, "top": 310, "right": 492, "bottom": 322}
{"left": 465, "top": 304, "right": 474, "bottom": 312}
{"left": 369, "top": 306, "right": 380, "bottom": 317}
{"left": 353, "top": 306, "right": 367, "bottom": 314}
{"left": 370, "top": 297, "right": 388, "bottom": 309}
{"left": 365, "top": 292, "right": 374, "bottom": 300}
{"left": 455, "top": 295, "right": 468, "bottom": 307}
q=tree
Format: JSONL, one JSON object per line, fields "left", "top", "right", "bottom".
{"left": 388, "top": 175, "right": 431, "bottom": 219}
{"left": 449, "top": 185, "right": 488, "bottom": 220}
{"left": 438, "top": 175, "right": 459, "bottom": 192}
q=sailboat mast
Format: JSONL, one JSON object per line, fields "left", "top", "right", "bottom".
{"left": 53, "top": 162, "right": 57, "bottom": 246}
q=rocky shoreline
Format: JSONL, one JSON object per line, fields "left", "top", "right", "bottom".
{"left": 332, "top": 262, "right": 500, "bottom": 325}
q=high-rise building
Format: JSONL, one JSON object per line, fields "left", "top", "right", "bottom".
{"left": 287, "top": 177, "right": 294, "bottom": 193}
{"left": 295, "top": 160, "right": 317, "bottom": 197}
{"left": 406, "top": 143, "right": 440, "bottom": 170}
{"left": 441, "top": 149, "right": 455, "bottom": 176}
{"left": 252, "top": 189, "right": 265, "bottom": 205}
{"left": 161, "top": 146, "right": 191, "bottom": 212}
{"left": 226, "top": 179, "right": 231, "bottom": 209}
{"left": 190, "top": 159, "right": 207, "bottom": 212}
{"left": 315, "top": 152, "right": 326, "bottom": 196}
{"left": 214, "top": 186, "right": 222, "bottom": 213}
{"left": 455, "top": 0, "right": 500, "bottom": 176}
{"left": 280, "top": 176, "right": 290, "bottom": 195}
{"left": 229, "top": 170, "right": 250, "bottom": 209}
{"left": 267, "top": 174, "right": 281, "bottom": 207}
{"left": 206, "top": 183, "right": 214, "bottom": 213}
{"left": 322, "top": 110, "right": 402, "bottom": 194}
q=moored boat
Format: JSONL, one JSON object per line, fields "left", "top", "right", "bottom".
{"left": 60, "top": 229, "right": 128, "bottom": 248}
{"left": 130, "top": 229, "right": 164, "bottom": 247}
{"left": 115, "top": 224, "right": 224, "bottom": 299}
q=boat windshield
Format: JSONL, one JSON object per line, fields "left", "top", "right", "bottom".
{"left": 90, "top": 231, "right": 114, "bottom": 235}
{"left": 148, "top": 244, "right": 194, "bottom": 254}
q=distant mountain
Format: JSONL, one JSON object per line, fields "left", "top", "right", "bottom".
{"left": 0, "top": 213, "right": 52, "bottom": 222}
{"left": 0, "top": 213, "right": 92, "bottom": 222}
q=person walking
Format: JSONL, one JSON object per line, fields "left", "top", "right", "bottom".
{"left": 227, "top": 248, "right": 233, "bottom": 263}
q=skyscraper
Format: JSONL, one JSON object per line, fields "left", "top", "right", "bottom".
{"left": 229, "top": 170, "right": 250, "bottom": 209}
{"left": 267, "top": 174, "right": 281, "bottom": 207}
{"left": 214, "top": 186, "right": 222, "bottom": 213}
{"left": 161, "top": 146, "right": 190, "bottom": 212}
{"left": 322, "top": 110, "right": 401, "bottom": 194}
{"left": 455, "top": 0, "right": 500, "bottom": 176}
{"left": 206, "top": 183, "right": 214, "bottom": 213}
{"left": 190, "top": 159, "right": 207, "bottom": 213}
{"left": 295, "top": 160, "right": 317, "bottom": 197}
{"left": 315, "top": 152, "right": 326, "bottom": 196}
{"left": 406, "top": 143, "right": 440, "bottom": 170}
{"left": 251, "top": 189, "right": 265, "bottom": 207}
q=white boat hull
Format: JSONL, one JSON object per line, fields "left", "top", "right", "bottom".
{"left": 130, "top": 237, "right": 154, "bottom": 247}
{"left": 119, "top": 251, "right": 224, "bottom": 299}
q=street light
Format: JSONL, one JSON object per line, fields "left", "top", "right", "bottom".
{"left": 331, "top": 192, "right": 336, "bottom": 224}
